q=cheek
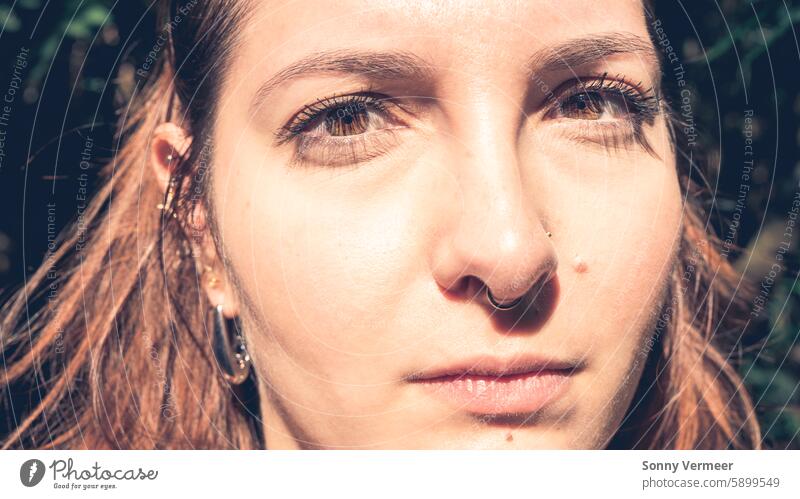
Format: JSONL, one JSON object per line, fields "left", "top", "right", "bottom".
{"left": 549, "top": 152, "right": 681, "bottom": 402}
{"left": 537, "top": 135, "right": 682, "bottom": 320}
{"left": 531, "top": 150, "right": 682, "bottom": 445}
{"left": 585, "top": 163, "right": 681, "bottom": 339}
{"left": 211, "top": 152, "right": 427, "bottom": 379}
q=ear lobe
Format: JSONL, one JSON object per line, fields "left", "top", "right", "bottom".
{"left": 150, "top": 122, "right": 192, "bottom": 191}
{"left": 203, "top": 265, "right": 240, "bottom": 318}
{"left": 195, "top": 235, "right": 240, "bottom": 318}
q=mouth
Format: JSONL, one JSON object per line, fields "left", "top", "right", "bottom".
{"left": 406, "top": 355, "right": 579, "bottom": 415}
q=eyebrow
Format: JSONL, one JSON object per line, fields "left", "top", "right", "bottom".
{"left": 528, "top": 32, "right": 659, "bottom": 74}
{"left": 252, "top": 32, "right": 659, "bottom": 107}
{"left": 251, "top": 50, "right": 434, "bottom": 108}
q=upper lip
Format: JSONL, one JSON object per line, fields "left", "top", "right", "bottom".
{"left": 405, "top": 353, "right": 581, "bottom": 381}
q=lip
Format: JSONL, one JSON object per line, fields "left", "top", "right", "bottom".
{"left": 406, "top": 354, "right": 579, "bottom": 415}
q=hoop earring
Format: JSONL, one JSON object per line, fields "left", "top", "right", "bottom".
{"left": 210, "top": 304, "right": 251, "bottom": 385}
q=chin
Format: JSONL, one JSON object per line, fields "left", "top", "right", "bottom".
{"left": 397, "top": 424, "right": 578, "bottom": 450}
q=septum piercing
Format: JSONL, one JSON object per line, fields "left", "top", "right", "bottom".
{"left": 486, "top": 288, "right": 524, "bottom": 310}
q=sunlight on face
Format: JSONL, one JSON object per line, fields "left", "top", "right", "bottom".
{"left": 210, "top": 0, "right": 682, "bottom": 449}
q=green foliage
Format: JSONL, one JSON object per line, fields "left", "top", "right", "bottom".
{"left": 0, "top": 5, "right": 22, "bottom": 32}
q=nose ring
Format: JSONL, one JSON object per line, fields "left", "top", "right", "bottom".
{"left": 486, "top": 288, "right": 524, "bottom": 310}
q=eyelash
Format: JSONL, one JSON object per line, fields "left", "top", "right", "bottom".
{"left": 275, "top": 91, "right": 387, "bottom": 139}
{"left": 274, "top": 88, "right": 406, "bottom": 166}
{"left": 546, "top": 72, "right": 661, "bottom": 152}
{"left": 276, "top": 73, "right": 661, "bottom": 166}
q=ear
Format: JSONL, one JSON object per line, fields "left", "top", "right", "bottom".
{"left": 150, "top": 122, "right": 191, "bottom": 192}
{"left": 150, "top": 123, "right": 240, "bottom": 318}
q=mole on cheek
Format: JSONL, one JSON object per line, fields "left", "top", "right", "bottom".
{"left": 573, "top": 255, "right": 588, "bottom": 274}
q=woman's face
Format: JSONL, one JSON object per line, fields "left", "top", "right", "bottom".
{"left": 209, "top": 0, "right": 682, "bottom": 449}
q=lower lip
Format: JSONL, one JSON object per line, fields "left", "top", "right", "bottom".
{"left": 413, "top": 370, "right": 571, "bottom": 414}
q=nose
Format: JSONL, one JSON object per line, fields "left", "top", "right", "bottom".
{"left": 429, "top": 107, "right": 558, "bottom": 310}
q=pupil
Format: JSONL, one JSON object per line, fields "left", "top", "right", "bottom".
{"left": 342, "top": 114, "right": 354, "bottom": 124}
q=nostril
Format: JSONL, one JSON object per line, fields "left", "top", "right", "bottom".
{"left": 529, "top": 267, "right": 557, "bottom": 300}
{"left": 465, "top": 276, "right": 487, "bottom": 303}
{"left": 440, "top": 275, "right": 483, "bottom": 303}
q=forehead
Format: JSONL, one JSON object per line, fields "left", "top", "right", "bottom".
{"left": 235, "top": 0, "right": 651, "bottom": 72}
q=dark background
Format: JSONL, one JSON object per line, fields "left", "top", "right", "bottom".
{"left": 0, "top": 0, "right": 798, "bottom": 447}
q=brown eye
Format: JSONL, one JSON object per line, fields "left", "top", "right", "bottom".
{"left": 278, "top": 93, "right": 395, "bottom": 142}
{"left": 558, "top": 91, "right": 630, "bottom": 120}
{"left": 275, "top": 91, "right": 413, "bottom": 167}
{"left": 297, "top": 98, "right": 395, "bottom": 138}
{"left": 322, "top": 101, "right": 371, "bottom": 136}
{"left": 561, "top": 92, "right": 603, "bottom": 119}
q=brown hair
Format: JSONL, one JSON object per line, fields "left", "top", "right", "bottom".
{"left": 1, "top": 0, "right": 760, "bottom": 449}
